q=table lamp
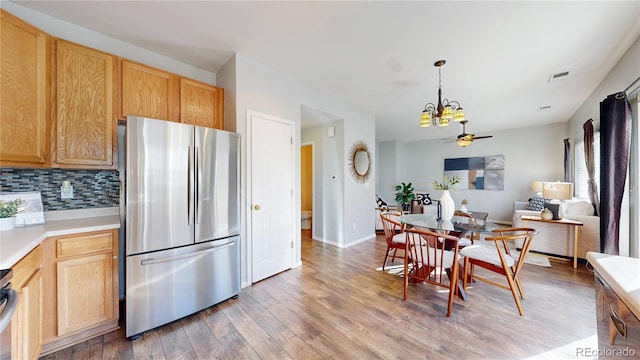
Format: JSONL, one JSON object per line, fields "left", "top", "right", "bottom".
{"left": 541, "top": 182, "right": 573, "bottom": 220}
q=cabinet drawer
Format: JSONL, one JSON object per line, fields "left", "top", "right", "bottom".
{"left": 56, "top": 231, "right": 113, "bottom": 258}
{"left": 12, "top": 245, "right": 42, "bottom": 289}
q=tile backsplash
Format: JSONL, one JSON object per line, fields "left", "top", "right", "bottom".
{"left": 0, "top": 168, "right": 119, "bottom": 211}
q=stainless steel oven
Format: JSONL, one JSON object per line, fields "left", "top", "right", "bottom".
{"left": 0, "top": 269, "right": 18, "bottom": 360}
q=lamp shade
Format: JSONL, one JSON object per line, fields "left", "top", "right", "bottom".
{"left": 542, "top": 182, "right": 573, "bottom": 200}
{"left": 531, "top": 181, "right": 544, "bottom": 193}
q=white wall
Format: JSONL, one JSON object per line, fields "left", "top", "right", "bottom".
{"left": 301, "top": 121, "right": 345, "bottom": 245}
{"left": 375, "top": 141, "right": 398, "bottom": 206}
{"left": 377, "top": 122, "right": 568, "bottom": 222}
{"left": 219, "top": 53, "right": 376, "bottom": 286}
{"left": 1, "top": 1, "right": 216, "bottom": 85}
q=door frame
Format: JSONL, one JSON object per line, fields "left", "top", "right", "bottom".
{"left": 246, "top": 109, "right": 297, "bottom": 283}
{"left": 301, "top": 141, "right": 316, "bottom": 240}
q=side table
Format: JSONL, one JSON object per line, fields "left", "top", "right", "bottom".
{"left": 521, "top": 215, "right": 583, "bottom": 268}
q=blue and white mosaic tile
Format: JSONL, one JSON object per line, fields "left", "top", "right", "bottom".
{"left": 0, "top": 168, "right": 119, "bottom": 211}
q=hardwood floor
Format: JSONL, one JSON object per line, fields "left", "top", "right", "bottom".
{"left": 40, "top": 230, "right": 599, "bottom": 359}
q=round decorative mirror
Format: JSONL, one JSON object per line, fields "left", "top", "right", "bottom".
{"left": 348, "top": 140, "right": 371, "bottom": 183}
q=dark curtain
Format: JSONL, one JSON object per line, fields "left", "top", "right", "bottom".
{"left": 563, "top": 138, "right": 571, "bottom": 183}
{"left": 599, "top": 94, "right": 632, "bottom": 255}
{"left": 583, "top": 119, "right": 600, "bottom": 216}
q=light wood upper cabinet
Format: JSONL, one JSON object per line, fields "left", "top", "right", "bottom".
{"left": 0, "top": 9, "right": 50, "bottom": 167}
{"left": 180, "top": 78, "right": 224, "bottom": 129}
{"left": 11, "top": 245, "right": 44, "bottom": 360}
{"left": 120, "top": 59, "right": 179, "bottom": 122}
{"left": 52, "top": 40, "right": 116, "bottom": 168}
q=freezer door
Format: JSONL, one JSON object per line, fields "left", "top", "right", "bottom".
{"left": 125, "top": 237, "right": 240, "bottom": 337}
{"left": 195, "top": 127, "right": 240, "bottom": 242}
{"left": 126, "top": 116, "right": 195, "bottom": 255}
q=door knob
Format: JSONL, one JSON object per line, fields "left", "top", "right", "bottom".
{"left": 253, "top": 204, "right": 261, "bottom": 210}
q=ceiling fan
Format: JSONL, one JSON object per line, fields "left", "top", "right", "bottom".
{"left": 445, "top": 120, "right": 493, "bottom": 147}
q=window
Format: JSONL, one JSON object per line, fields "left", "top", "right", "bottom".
{"left": 575, "top": 132, "right": 600, "bottom": 200}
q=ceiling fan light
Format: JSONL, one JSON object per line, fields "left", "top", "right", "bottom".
{"left": 454, "top": 108, "right": 465, "bottom": 121}
{"left": 456, "top": 138, "right": 472, "bottom": 147}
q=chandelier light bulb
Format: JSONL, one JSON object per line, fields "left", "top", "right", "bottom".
{"left": 420, "top": 111, "right": 431, "bottom": 127}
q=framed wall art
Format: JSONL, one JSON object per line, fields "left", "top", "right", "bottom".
{"left": 443, "top": 155, "right": 504, "bottom": 191}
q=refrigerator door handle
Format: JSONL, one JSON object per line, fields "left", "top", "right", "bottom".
{"left": 140, "top": 240, "right": 236, "bottom": 265}
{"left": 187, "top": 146, "right": 194, "bottom": 225}
{"left": 195, "top": 146, "right": 200, "bottom": 224}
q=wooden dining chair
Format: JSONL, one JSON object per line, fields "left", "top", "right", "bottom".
{"left": 403, "top": 227, "right": 461, "bottom": 317}
{"left": 453, "top": 210, "right": 475, "bottom": 247}
{"left": 379, "top": 211, "right": 406, "bottom": 270}
{"left": 459, "top": 227, "right": 538, "bottom": 316}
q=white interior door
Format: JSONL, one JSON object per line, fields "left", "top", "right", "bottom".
{"left": 249, "top": 112, "right": 294, "bottom": 282}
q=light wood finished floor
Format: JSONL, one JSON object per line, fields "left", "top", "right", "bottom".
{"left": 40, "top": 230, "right": 599, "bottom": 360}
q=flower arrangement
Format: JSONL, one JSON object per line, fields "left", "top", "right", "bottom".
{"left": 431, "top": 175, "right": 461, "bottom": 191}
{"left": 0, "top": 198, "right": 25, "bottom": 218}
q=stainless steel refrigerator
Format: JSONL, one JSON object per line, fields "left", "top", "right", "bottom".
{"left": 124, "top": 116, "right": 240, "bottom": 339}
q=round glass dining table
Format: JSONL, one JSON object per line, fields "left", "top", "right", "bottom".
{"left": 399, "top": 213, "right": 500, "bottom": 238}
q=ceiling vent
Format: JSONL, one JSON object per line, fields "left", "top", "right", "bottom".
{"left": 548, "top": 71, "right": 570, "bottom": 83}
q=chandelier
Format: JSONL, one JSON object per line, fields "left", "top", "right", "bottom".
{"left": 420, "top": 60, "right": 465, "bottom": 127}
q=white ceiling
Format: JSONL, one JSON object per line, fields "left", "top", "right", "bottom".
{"left": 12, "top": 1, "right": 640, "bottom": 142}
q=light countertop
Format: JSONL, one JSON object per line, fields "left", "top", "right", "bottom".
{"left": 0, "top": 207, "right": 120, "bottom": 269}
{"left": 586, "top": 251, "right": 640, "bottom": 318}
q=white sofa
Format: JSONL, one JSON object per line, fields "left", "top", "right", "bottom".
{"left": 512, "top": 199, "right": 600, "bottom": 259}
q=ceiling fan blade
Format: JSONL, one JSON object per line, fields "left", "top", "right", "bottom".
{"left": 471, "top": 135, "right": 493, "bottom": 140}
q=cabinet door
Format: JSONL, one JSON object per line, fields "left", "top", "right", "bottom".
{"left": 56, "top": 252, "right": 113, "bottom": 336}
{"left": 14, "top": 269, "right": 43, "bottom": 360}
{"left": 180, "top": 78, "right": 224, "bottom": 129}
{"left": 0, "top": 10, "right": 50, "bottom": 166}
{"left": 120, "top": 59, "right": 179, "bottom": 122}
{"left": 53, "top": 40, "right": 116, "bottom": 168}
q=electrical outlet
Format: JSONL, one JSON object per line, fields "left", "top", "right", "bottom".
{"left": 61, "top": 186, "right": 74, "bottom": 199}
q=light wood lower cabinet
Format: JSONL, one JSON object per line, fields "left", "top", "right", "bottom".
{"left": 41, "top": 229, "right": 119, "bottom": 356}
{"left": 11, "top": 245, "right": 43, "bottom": 360}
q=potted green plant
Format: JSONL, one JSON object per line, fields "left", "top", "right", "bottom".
{"left": 394, "top": 182, "right": 415, "bottom": 211}
{"left": 0, "top": 198, "right": 25, "bottom": 231}
{"left": 431, "top": 175, "right": 461, "bottom": 221}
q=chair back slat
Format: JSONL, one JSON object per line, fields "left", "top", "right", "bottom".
{"left": 380, "top": 212, "right": 404, "bottom": 246}
{"left": 403, "top": 227, "right": 460, "bottom": 317}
